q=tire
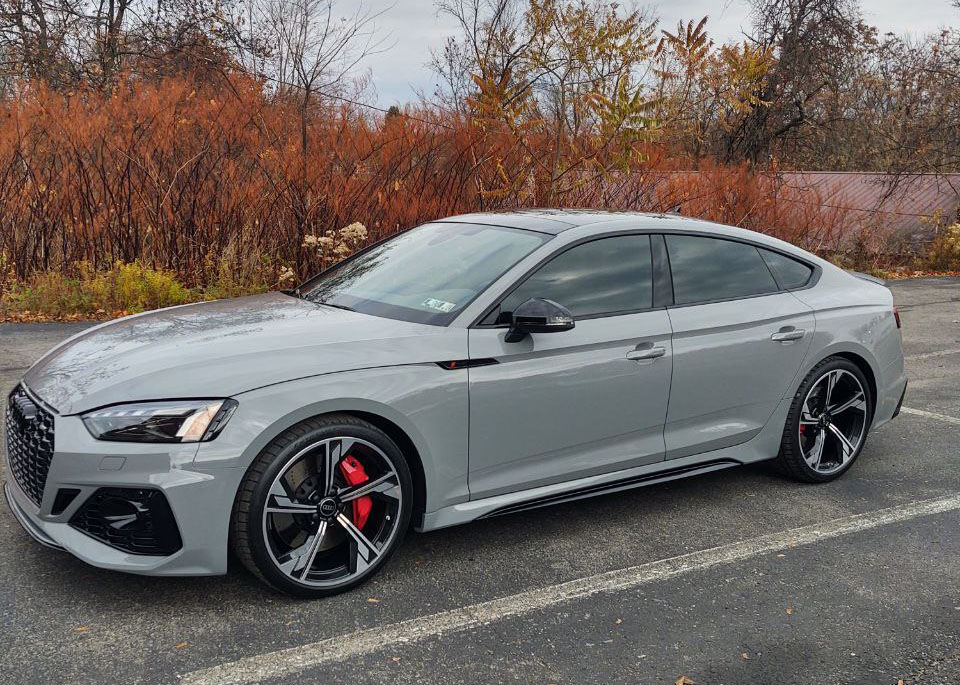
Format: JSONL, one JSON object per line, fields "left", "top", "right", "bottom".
{"left": 775, "top": 356, "right": 873, "bottom": 483}
{"left": 231, "top": 414, "right": 413, "bottom": 598}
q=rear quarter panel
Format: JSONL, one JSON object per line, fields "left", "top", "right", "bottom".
{"left": 789, "top": 267, "right": 905, "bottom": 426}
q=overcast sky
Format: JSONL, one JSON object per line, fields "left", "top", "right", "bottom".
{"left": 357, "top": 0, "right": 958, "bottom": 106}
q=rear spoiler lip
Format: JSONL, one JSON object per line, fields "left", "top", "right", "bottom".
{"left": 845, "top": 269, "right": 886, "bottom": 286}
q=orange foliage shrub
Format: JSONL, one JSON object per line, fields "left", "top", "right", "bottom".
{"left": 0, "top": 75, "right": 485, "bottom": 286}
{"left": 0, "top": 75, "right": 879, "bottom": 290}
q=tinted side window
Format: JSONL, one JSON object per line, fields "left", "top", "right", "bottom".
{"left": 499, "top": 235, "right": 653, "bottom": 318}
{"left": 666, "top": 235, "right": 779, "bottom": 305}
{"left": 759, "top": 248, "right": 813, "bottom": 289}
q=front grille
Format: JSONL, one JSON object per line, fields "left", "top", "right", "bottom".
{"left": 70, "top": 488, "right": 183, "bottom": 556}
{"left": 5, "top": 385, "right": 55, "bottom": 507}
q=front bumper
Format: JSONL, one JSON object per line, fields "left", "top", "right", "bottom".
{"left": 4, "top": 482, "right": 63, "bottom": 550}
{"left": 4, "top": 402, "right": 245, "bottom": 576}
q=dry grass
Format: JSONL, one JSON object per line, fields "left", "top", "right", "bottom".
{"left": 0, "top": 261, "right": 271, "bottom": 321}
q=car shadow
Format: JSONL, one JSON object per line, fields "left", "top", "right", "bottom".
{"left": 1, "top": 460, "right": 789, "bottom": 608}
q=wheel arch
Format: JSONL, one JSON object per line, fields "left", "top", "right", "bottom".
{"left": 339, "top": 410, "right": 428, "bottom": 527}
{"left": 224, "top": 398, "right": 435, "bottom": 529}
{"left": 832, "top": 351, "right": 878, "bottom": 413}
{"left": 793, "top": 344, "right": 879, "bottom": 415}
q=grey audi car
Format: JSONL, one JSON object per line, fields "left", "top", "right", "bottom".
{"left": 4, "top": 211, "right": 906, "bottom": 597}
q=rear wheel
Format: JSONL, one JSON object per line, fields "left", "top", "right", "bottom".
{"left": 776, "top": 357, "right": 872, "bottom": 483}
{"left": 231, "top": 415, "right": 412, "bottom": 597}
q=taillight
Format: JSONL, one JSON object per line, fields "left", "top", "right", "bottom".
{"left": 893, "top": 306, "right": 901, "bottom": 329}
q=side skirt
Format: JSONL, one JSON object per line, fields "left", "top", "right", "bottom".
{"left": 418, "top": 454, "right": 744, "bottom": 531}
{"left": 479, "top": 459, "right": 740, "bottom": 519}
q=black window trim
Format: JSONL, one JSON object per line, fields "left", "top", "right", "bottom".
{"left": 472, "top": 230, "right": 664, "bottom": 328}
{"left": 651, "top": 233, "right": 674, "bottom": 308}
{"left": 660, "top": 230, "right": 821, "bottom": 309}
{"left": 756, "top": 245, "right": 816, "bottom": 291}
{"left": 471, "top": 228, "right": 822, "bottom": 327}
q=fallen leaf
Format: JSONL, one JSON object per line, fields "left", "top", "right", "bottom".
{"left": 390, "top": 656, "right": 401, "bottom": 663}
{"left": 740, "top": 652, "right": 751, "bottom": 660}
{"left": 73, "top": 626, "right": 90, "bottom": 633}
{"left": 367, "top": 597, "right": 381, "bottom": 603}
{"left": 785, "top": 606, "right": 794, "bottom": 615}
{"left": 676, "top": 676, "right": 696, "bottom": 685}
{"left": 615, "top": 618, "right": 622, "bottom": 624}
{"left": 175, "top": 642, "right": 189, "bottom": 649}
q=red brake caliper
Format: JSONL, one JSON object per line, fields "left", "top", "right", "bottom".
{"left": 339, "top": 455, "right": 372, "bottom": 529}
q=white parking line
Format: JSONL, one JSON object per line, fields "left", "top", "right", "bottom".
{"left": 905, "top": 348, "right": 960, "bottom": 361}
{"left": 181, "top": 494, "right": 960, "bottom": 685}
{"left": 900, "top": 407, "right": 960, "bottom": 426}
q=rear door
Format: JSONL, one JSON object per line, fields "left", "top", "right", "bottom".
{"left": 662, "top": 234, "right": 816, "bottom": 459}
{"left": 466, "top": 233, "right": 673, "bottom": 499}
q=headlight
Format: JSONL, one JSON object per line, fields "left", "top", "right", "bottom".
{"left": 81, "top": 399, "right": 238, "bottom": 443}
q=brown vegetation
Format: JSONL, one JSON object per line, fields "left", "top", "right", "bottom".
{"left": 0, "top": 0, "right": 958, "bottom": 319}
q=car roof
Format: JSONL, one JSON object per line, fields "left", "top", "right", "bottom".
{"left": 434, "top": 209, "right": 828, "bottom": 267}
{"left": 436, "top": 209, "right": 699, "bottom": 235}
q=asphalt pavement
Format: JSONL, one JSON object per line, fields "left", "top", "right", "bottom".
{"left": 1, "top": 277, "right": 959, "bottom": 685}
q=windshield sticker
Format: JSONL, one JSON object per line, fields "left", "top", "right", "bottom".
{"left": 422, "top": 297, "right": 457, "bottom": 313}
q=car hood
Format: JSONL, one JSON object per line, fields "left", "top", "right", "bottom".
{"left": 23, "top": 293, "right": 467, "bottom": 414}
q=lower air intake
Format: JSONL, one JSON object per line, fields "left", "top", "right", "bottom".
{"left": 70, "top": 488, "right": 183, "bottom": 556}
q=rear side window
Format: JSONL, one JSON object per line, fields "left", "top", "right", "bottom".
{"left": 759, "top": 248, "right": 813, "bottom": 289}
{"left": 666, "top": 235, "right": 779, "bottom": 305}
{"left": 498, "top": 235, "right": 653, "bottom": 318}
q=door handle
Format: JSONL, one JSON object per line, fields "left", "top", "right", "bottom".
{"left": 626, "top": 345, "right": 666, "bottom": 361}
{"left": 770, "top": 328, "right": 806, "bottom": 342}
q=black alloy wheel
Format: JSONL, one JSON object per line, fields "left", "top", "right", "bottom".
{"left": 232, "top": 414, "right": 412, "bottom": 597}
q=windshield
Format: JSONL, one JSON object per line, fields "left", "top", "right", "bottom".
{"left": 300, "top": 222, "right": 550, "bottom": 325}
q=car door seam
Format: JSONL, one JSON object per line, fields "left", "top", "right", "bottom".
{"left": 781, "top": 290, "right": 820, "bottom": 399}
{"left": 663, "top": 306, "right": 676, "bottom": 459}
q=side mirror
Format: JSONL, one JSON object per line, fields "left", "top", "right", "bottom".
{"left": 505, "top": 298, "right": 575, "bottom": 343}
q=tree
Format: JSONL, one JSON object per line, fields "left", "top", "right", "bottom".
{"left": 435, "top": 0, "right": 661, "bottom": 205}
{"left": 0, "top": 0, "right": 83, "bottom": 88}
{"left": 725, "top": 0, "right": 867, "bottom": 165}
{"left": 654, "top": 18, "right": 776, "bottom": 162}
{"left": 0, "top": 0, "right": 242, "bottom": 90}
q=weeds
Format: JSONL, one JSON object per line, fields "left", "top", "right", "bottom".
{"left": 925, "top": 223, "right": 960, "bottom": 271}
{"left": 0, "top": 260, "right": 277, "bottom": 320}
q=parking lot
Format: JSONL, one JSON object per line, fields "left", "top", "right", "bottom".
{"left": 2, "top": 277, "right": 959, "bottom": 685}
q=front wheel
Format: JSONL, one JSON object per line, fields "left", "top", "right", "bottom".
{"left": 775, "top": 357, "right": 873, "bottom": 483}
{"left": 231, "top": 415, "right": 413, "bottom": 597}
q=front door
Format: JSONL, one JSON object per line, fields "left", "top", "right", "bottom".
{"left": 466, "top": 234, "right": 673, "bottom": 499}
